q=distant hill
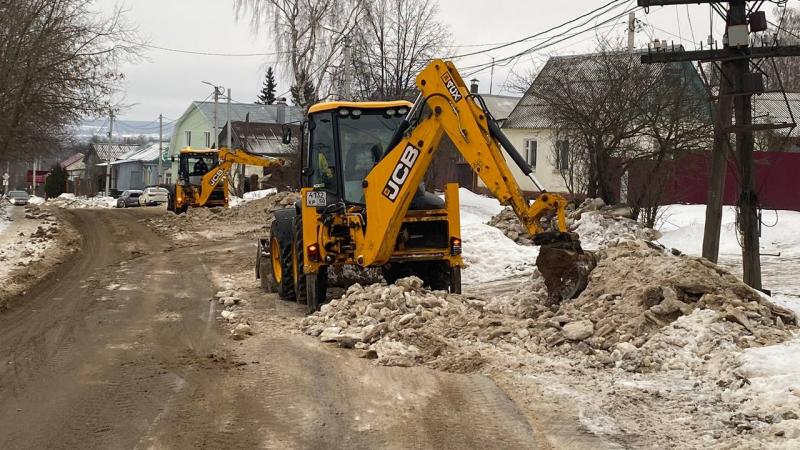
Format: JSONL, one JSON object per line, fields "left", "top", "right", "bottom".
{"left": 73, "top": 119, "right": 175, "bottom": 142}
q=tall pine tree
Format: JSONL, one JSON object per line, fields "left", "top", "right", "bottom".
{"left": 290, "top": 70, "right": 316, "bottom": 110}
{"left": 257, "top": 66, "right": 277, "bottom": 105}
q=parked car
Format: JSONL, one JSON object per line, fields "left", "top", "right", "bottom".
{"left": 6, "top": 190, "right": 30, "bottom": 206}
{"left": 138, "top": 187, "right": 169, "bottom": 206}
{"left": 116, "top": 190, "right": 143, "bottom": 208}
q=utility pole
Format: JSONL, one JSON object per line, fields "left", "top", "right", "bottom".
{"left": 343, "top": 35, "right": 353, "bottom": 100}
{"left": 227, "top": 88, "right": 232, "bottom": 151}
{"left": 639, "top": 0, "right": 800, "bottom": 290}
{"left": 105, "top": 110, "right": 114, "bottom": 197}
{"left": 203, "top": 81, "right": 223, "bottom": 148}
{"left": 489, "top": 58, "right": 495, "bottom": 95}
{"left": 627, "top": 12, "right": 636, "bottom": 52}
{"left": 158, "top": 113, "right": 163, "bottom": 184}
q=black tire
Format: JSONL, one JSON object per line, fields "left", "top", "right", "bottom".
{"left": 166, "top": 187, "right": 175, "bottom": 212}
{"left": 292, "top": 216, "right": 327, "bottom": 312}
{"left": 271, "top": 224, "right": 295, "bottom": 298}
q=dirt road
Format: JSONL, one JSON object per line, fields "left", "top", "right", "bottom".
{"left": 0, "top": 209, "right": 540, "bottom": 449}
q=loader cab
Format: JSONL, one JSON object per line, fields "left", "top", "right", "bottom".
{"left": 178, "top": 148, "right": 219, "bottom": 185}
{"left": 301, "top": 101, "right": 412, "bottom": 205}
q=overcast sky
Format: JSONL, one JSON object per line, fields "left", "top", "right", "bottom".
{"left": 97, "top": 0, "right": 761, "bottom": 123}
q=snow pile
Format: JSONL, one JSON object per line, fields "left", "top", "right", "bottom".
{"left": 28, "top": 195, "right": 45, "bottom": 206}
{"left": 229, "top": 188, "right": 279, "bottom": 208}
{"left": 0, "top": 206, "right": 61, "bottom": 281}
{"left": 48, "top": 193, "right": 116, "bottom": 209}
{"left": 571, "top": 212, "right": 661, "bottom": 251}
{"left": 455, "top": 189, "right": 540, "bottom": 283}
{"left": 302, "top": 276, "right": 527, "bottom": 369}
{"left": 509, "top": 240, "right": 796, "bottom": 371}
{"left": 147, "top": 191, "right": 300, "bottom": 238}
{"left": 488, "top": 196, "right": 659, "bottom": 250}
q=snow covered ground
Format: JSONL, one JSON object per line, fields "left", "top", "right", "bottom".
{"left": 456, "top": 189, "right": 540, "bottom": 284}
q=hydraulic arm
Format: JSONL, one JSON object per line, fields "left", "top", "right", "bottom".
{"left": 195, "top": 148, "right": 284, "bottom": 206}
{"left": 358, "top": 59, "right": 573, "bottom": 267}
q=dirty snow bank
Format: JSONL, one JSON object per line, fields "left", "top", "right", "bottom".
{"left": 301, "top": 246, "right": 799, "bottom": 447}
{"left": 1, "top": 205, "right": 78, "bottom": 308}
{"left": 48, "top": 193, "right": 116, "bottom": 209}
{"left": 147, "top": 191, "right": 299, "bottom": 240}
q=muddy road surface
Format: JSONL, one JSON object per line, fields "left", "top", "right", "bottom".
{"left": 0, "top": 208, "right": 540, "bottom": 449}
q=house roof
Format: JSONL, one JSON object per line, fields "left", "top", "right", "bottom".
{"left": 229, "top": 121, "right": 300, "bottom": 155}
{"left": 91, "top": 144, "right": 140, "bottom": 161}
{"left": 478, "top": 95, "right": 520, "bottom": 121}
{"left": 60, "top": 152, "right": 84, "bottom": 169}
{"left": 503, "top": 50, "right": 689, "bottom": 129}
{"left": 192, "top": 101, "right": 304, "bottom": 127}
{"left": 111, "top": 142, "right": 171, "bottom": 165}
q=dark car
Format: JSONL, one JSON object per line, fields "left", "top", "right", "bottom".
{"left": 116, "top": 190, "right": 143, "bottom": 208}
{"left": 6, "top": 190, "right": 30, "bottom": 206}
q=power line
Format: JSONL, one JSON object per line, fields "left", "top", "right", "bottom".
{"left": 448, "top": 0, "right": 628, "bottom": 60}
{"left": 463, "top": 5, "right": 640, "bottom": 77}
{"left": 122, "top": 39, "right": 289, "bottom": 58}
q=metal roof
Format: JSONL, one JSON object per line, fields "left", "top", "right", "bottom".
{"left": 230, "top": 121, "right": 299, "bottom": 155}
{"left": 109, "top": 143, "right": 170, "bottom": 165}
{"left": 193, "top": 101, "right": 304, "bottom": 126}
{"left": 503, "top": 51, "right": 689, "bottom": 129}
{"left": 91, "top": 144, "right": 140, "bottom": 161}
{"left": 478, "top": 95, "right": 520, "bottom": 121}
{"left": 60, "top": 152, "right": 84, "bottom": 169}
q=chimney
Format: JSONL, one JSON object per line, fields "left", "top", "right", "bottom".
{"left": 276, "top": 97, "right": 287, "bottom": 124}
{"left": 469, "top": 78, "right": 480, "bottom": 94}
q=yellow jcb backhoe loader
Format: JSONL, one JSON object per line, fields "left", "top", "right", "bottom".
{"left": 256, "top": 59, "right": 590, "bottom": 312}
{"left": 168, "top": 147, "right": 283, "bottom": 213}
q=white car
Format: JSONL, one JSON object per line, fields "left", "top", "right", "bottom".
{"left": 6, "top": 190, "right": 30, "bottom": 206}
{"left": 138, "top": 187, "right": 169, "bottom": 206}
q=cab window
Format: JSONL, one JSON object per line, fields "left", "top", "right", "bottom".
{"left": 309, "top": 113, "right": 337, "bottom": 193}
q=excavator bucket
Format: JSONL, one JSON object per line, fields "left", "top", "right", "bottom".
{"left": 533, "top": 232, "right": 596, "bottom": 306}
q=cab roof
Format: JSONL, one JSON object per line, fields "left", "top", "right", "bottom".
{"left": 308, "top": 100, "right": 413, "bottom": 114}
{"left": 180, "top": 147, "right": 219, "bottom": 154}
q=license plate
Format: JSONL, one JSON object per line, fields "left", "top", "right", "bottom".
{"left": 306, "top": 191, "right": 327, "bottom": 207}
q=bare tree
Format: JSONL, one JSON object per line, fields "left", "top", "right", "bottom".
{"left": 766, "top": 6, "right": 800, "bottom": 91}
{"left": 530, "top": 44, "right": 654, "bottom": 204}
{"left": 0, "top": 0, "right": 139, "bottom": 162}
{"left": 349, "top": 0, "right": 450, "bottom": 100}
{"left": 235, "top": 0, "right": 362, "bottom": 106}
{"left": 532, "top": 41, "right": 711, "bottom": 211}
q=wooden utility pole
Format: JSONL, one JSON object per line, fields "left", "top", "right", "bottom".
{"left": 639, "top": 0, "right": 800, "bottom": 290}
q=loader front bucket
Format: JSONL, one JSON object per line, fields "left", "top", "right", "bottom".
{"left": 533, "top": 232, "right": 596, "bottom": 306}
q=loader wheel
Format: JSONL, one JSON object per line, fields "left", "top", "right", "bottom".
{"left": 292, "top": 217, "right": 327, "bottom": 313}
{"left": 269, "top": 224, "right": 294, "bottom": 298}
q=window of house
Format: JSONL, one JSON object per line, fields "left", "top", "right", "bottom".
{"left": 555, "top": 140, "right": 570, "bottom": 171}
{"left": 185, "top": 131, "right": 192, "bottom": 147}
{"left": 523, "top": 139, "right": 537, "bottom": 169}
{"left": 204, "top": 131, "right": 211, "bottom": 148}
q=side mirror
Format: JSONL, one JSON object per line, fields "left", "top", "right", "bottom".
{"left": 282, "top": 126, "right": 292, "bottom": 145}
